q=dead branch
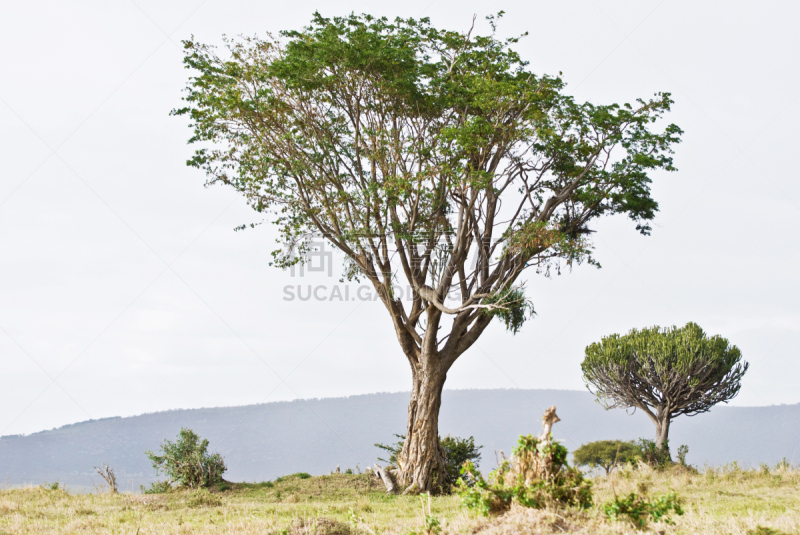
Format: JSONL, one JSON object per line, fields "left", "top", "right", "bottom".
{"left": 374, "top": 463, "right": 396, "bottom": 494}
{"left": 94, "top": 463, "right": 118, "bottom": 494}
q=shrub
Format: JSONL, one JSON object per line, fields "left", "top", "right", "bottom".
{"left": 572, "top": 440, "right": 640, "bottom": 474}
{"left": 456, "top": 434, "right": 592, "bottom": 516}
{"left": 676, "top": 445, "right": 690, "bottom": 467}
{"left": 375, "top": 434, "right": 482, "bottom": 488}
{"left": 603, "top": 492, "right": 683, "bottom": 528}
{"left": 143, "top": 480, "right": 173, "bottom": 494}
{"left": 441, "top": 435, "right": 483, "bottom": 486}
{"left": 636, "top": 439, "right": 672, "bottom": 468}
{"left": 145, "top": 427, "right": 226, "bottom": 489}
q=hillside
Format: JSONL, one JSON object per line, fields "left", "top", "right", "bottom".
{"left": 1, "top": 389, "right": 798, "bottom": 490}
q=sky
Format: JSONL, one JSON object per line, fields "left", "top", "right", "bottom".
{"left": 1, "top": 0, "right": 799, "bottom": 438}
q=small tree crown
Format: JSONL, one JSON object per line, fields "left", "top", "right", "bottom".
{"left": 572, "top": 440, "right": 640, "bottom": 473}
{"left": 145, "top": 427, "right": 227, "bottom": 489}
{"left": 581, "top": 322, "right": 748, "bottom": 418}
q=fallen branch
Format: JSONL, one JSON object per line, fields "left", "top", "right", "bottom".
{"left": 374, "top": 463, "right": 396, "bottom": 494}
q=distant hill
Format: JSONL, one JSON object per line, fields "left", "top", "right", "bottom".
{"left": 1, "top": 389, "right": 798, "bottom": 491}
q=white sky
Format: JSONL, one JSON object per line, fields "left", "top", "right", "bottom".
{"left": 1, "top": 0, "right": 799, "bottom": 437}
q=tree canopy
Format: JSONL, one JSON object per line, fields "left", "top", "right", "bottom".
{"left": 581, "top": 322, "right": 748, "bottom": 449}
{"left": 174, "top": 12, "right": 682, "bottom": 492}
{"left": 573, "top": 440, "right": 640, "bottom": 474}
{"left": 146, "top": 428, "right": 226, "bottom": 489}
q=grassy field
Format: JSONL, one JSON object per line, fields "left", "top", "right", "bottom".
{"left": 1, "top": 464, "right": 798, "bottom": 534}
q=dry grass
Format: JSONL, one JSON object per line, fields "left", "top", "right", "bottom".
{"left": 591, "top": 462, "right": 800, "bottom": 535}
{"left": 0, "top": 465, "right": 798, "bottom": 534}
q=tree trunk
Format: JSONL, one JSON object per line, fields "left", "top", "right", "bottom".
{"left": 654, "top": 414, "right": 671, "bottom": 452}
{"left": 395, "top": 362, "right": 448, "bottom": 494}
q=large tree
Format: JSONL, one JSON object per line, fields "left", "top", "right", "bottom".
{"left": 581, "top": 322, "right": 748, "bottom": 451}
{"left": 174, "top": 13, "right": 682, "bottom": 492}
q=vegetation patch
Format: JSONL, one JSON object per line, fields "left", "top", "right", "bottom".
{"left": 456, "top": 408, "right": 592, "bottom": 516}
{"left": 276, "top": 472, "right": 313, "bottom": 483}
{"left": 375, "top": 434, "right": 482, "bottom": 490}
{"left": 573, "top": 440, "right": 641, "bottom": 474}
{"left": 145, "top": 427, "right": 226, "bottom": 490}
{"left": 602, "top": 491, "right": 683, "bottom": 528}
{"left": 2, "top": 466, "right": 800, "bottom": 534}
{"left": 185, "top": 490, "right": 223, "bottom": 508}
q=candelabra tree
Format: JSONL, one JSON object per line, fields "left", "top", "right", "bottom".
{"left": 582, "top": 322, "right": 748, "bottom": 452}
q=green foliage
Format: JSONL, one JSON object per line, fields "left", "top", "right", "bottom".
{"left": 676, "top": 445, "right": 689, "bottom": 467}
{"left": 572, "top": 440, "right": 640, "bottom": 474}
{"left": 440, "top": 436, "right": 483, "bottom": 486}
{"left": 603, "top": 492, "right": 683, "bottom": 528}
{"left": 143, "top": 480, "right": 173, "bottom": 494}
{"left": 174, "top": 12, "right": 682, "bottom": 336}
{"left": 482, "top": 286, "right": 534, "bottom": 334}
{"left": 375, "top": 434, "right": 482, "bottom": 488}
{"left": 456, "top": 435, "right": 592, "bottom": 516}
{"left": 375, "top": 434, "right": 405, "bottom": 466}
{"left": 145, "top": 428, "right": 226, "bottom": 489}
{"left": 176, "top": 11, "right": 682, "bottom": 487}
{"left": 582, "top": 323, "right": 748, "bottom": 446}
{"left": 636, "top": 439, "right": 672, "bottom": 469}
{"left": 455, "top": 462, "right": 495, "bottom": 517}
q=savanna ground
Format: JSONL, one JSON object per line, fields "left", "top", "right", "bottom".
{"left": 1, "top": 464, "right": 798, "bottom": 535}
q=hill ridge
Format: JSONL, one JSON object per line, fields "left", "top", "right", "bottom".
{"left": 2, "top": 389, "right": 798, "bottom": 490}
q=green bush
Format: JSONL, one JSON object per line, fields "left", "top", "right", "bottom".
{"left": 676, "top": 445, "right": 690, "bottom": 467}
{"left": 573, "top": 438, "right": 691, "bottom": 472}
{"left": 440, "top": 435, "right": 482, "bottom": 486}
{"left": 572, "top": 440, "right": 640, "bottom": 474}
{"left": 603, "top": 492, "right": 683, "bottom": 528}
{"left": 375, "top": 434, "right": 482, "bottom": 488}
{"left": 636, "top": 439, "right": 672, "bottom": 468}
{"left": 145, "top": 427, "right": 226, "bottom": 489}
{"left": 274, "top": 472, "right": 312, "bottom": 483}
{"left": 455, "top": 434, "right": 592, "bottom": 516}
{"left": 143, "top": 480, "right": 173, "bottom": 494}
